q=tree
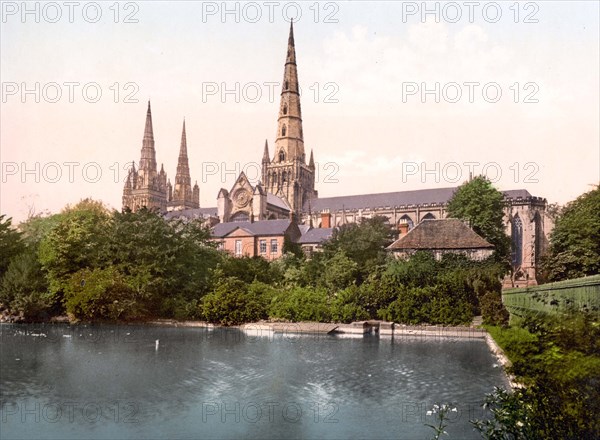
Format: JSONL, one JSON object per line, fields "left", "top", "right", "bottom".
{"left": 322, "top": 216, "right": 393, "bottom": 282}
{"left": 543, "top": 187, "right": 600, "bottom": 281}
{"left": 38, "top": 199, "right": 112, "bottom": 299}
{"left": 0, "top": 215, "right": 24, "bottom": 279}
{"left": 446, "top": 176, "right": 510, "bottom": 265}
{"left": 201, "top": 277, "right": 267, "bottom": 325}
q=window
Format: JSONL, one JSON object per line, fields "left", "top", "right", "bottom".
{"left": 270, "top": 239, "right": 278, "bottom": 255}
{"left": 285, "top": 80, "right": 289, "bottom": 90}
{"left": 235, "top": 240, "right": 242, "bottom": 256}
{"left": 259, "top": 239, "right": 267, "bottom": 254}
{"left": 281, "top": 125, "right": 286, "bottom": 136}
{"left": 511, "top": 216, "right": 523, "bottom": 267}
{"left": 279, "top": 150, "right": 285, "bottom": 162}
{"left": 283, "top": 104, "right": 288, "bottom": 115}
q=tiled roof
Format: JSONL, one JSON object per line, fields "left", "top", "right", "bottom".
{"left": 387, "top": 219, "right": 494, "bottom": 250}
{"left": 304, "top": 187, "right": 534, "bottom": 212}
{"left": 212, "top": 219, "right": 293, "bottom": 238}
{"left": 297, "top": 228, "right": 334, "bottom": 244}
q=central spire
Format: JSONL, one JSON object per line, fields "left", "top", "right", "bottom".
{"left": 274, "top": 20, "right": 304, "bottom": 163}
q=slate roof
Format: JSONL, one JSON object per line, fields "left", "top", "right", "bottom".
{"left": 212, "top": 219, "right": 293, "bottom": 238}
{"left": 164, "top": 207, "right": 218, "bottom": 219}
{"left": 304, "top": 187, "right": 533, "bottom": 212}
{"left": 387, "top": 219, "right": 494, "bottom": 251}
{"left": 267, "top": 193, "right": 291, "bottom": 211}
{"left": 297, "top": 228, "right": 334, "bottom": 244}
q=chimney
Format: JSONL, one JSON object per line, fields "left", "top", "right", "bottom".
{"left": 398, "top": 223, "right": 409, "bottom": 237}
{"left": 321, "top": 211, "right": 331, "bottom": 228}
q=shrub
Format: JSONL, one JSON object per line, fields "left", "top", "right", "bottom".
{"left": 331, "top": 286, "right": 370, "bottom": 323}
{"left": 201, "top": 277, "right": 267, "bottom": 325}
{"left": 267, "top": 286, "right": 331, "bottom": 322}
{"left": 64, "top": 267, "right": 147, "bottom": 321}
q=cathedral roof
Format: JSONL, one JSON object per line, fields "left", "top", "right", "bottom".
{"left": 304, "top": 187, "right": 534, "bottom": 212}
{"left": 267, "top": 193, "right": 291, "bottom": 211}
{"left": 387, "top": 219, "right": 493, "bottom": 251}
{"left": 164, "top": 207, "right": 217, "bottom": 219}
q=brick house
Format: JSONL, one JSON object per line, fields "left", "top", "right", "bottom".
{"left": 212, "top": 219, "right": 301, "bottom": 260}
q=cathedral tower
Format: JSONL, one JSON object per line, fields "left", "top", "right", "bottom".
{"left": 122, "top": 101, "right": 169, "bottom": 212}
{"left": 168, "top": 119, "right": 199, "bottom": 210}
{"left": 262, "top": 21, "right": 317, "bottom": 216}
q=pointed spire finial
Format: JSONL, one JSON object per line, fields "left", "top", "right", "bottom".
{"left": 262, "top": 139, "right": 270, "bottom": 163}
{"left": 143, "top": 100, "right": 154, "bottom": 141}
{"left": 309, "top": 149, "right": 315, "bottom": 168}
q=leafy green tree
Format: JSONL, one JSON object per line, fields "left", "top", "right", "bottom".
{"left": 543, "top": 187, "right": 600, "bottom": 281}
{"left": 0, "top": 249, "right": 52, "bottom": 321}
{"left": 0, "top": 215, "right": 25, "bottom": 279}
{"left": 323, "top": 216, "right": 393, "bottom": 282}
{"left": 321, "top": 250, "right": 358, "bottom": 292}
{"left": 330, "top": 285, "right": 370, "bottom": 323}
{"left": 38, "top": 199, "right": 112, "bottom": 299}
{"left": 446, "top": 176, "right": 510, "bottom": 265}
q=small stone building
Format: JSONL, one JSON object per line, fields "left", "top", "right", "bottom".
{"left": 387, "top": 218, "right": 494, "bottom": 261}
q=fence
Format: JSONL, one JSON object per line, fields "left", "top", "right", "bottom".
{"left": 502, "top": 274, "right": 600, "bottom": 320}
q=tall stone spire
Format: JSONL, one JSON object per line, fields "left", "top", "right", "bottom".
{"left": 261, "top": 21, "right": 316, "bottom": 218}
{"left": 122, "top": 102, "right": 168, "bottom": 213}
{"left": 139, "top": 101, "right": 157, "bottom": 173}
{"left": 262, "top": 139, "right": 270, "bottom": 163}
{"left": 275, "top": 19, "right": 304, "bottom": 162}
{"left": 170, "top": 119, "right": 199, "bottom": 210}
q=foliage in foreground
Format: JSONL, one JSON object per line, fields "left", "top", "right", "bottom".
{"left": 478, "top": 313, "right": 600, "bottom": 439}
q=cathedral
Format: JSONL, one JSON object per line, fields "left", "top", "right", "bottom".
{"left": 122, "top": 22, "right": 552, "bottom": 284}
{"left": 122, "top": 104, "right": 199, "bottom": 213}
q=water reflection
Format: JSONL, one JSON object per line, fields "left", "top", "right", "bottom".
{"left": 0, "top": 324, "right": 508, "bottom": 439}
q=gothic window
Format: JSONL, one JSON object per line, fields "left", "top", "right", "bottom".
{"left": 283, "top": 104, "right": 288, "bottom": 115}
{"left": 231, "top": 211, "right": 249, "bottom": 222}
{"left": 512, "top": 215, "right": 523, "bottom": 267}
{"left": 279, "top": 150, "right": 285, "bottom": 162}
{"left": 285, "top": 81, "right": 289, "bottom": 90}
{"left": 422, "top": 213, "right": 436, "bottom": 220}
{"left": 281, "top": 125, "right": 287, "bottom": 136}
{"left": 282, "top": 170, "right": 287, "bottom": 182}
{"left": 534, "top": 212, "right": 543, "bottom": 267}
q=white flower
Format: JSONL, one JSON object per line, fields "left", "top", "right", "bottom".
{"left": 426, "top": 410, "right": 433, "bottom": 416}
{"left": 451, "top": 407, "right": 457, "bottom": 412}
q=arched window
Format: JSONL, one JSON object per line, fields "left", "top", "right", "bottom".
{"left": 512, "top": 215, "right": 523, "bottom": 267}
{"left": 281, "top": 125, "right": 286, "bottom": 136}
{"left": 534, "top": 212, "right": 543, "bottom": 267}
{"left": 282, "top": 170, "right": 287, "bottom": 182}
{"left": 283, "top": 104, "right": 288, "bottom": 115}
{"left": 422, "top": 213, "right": 436, "bottom": 220}
{"left": 279, "top": 150, "right": 285, "bottom": 162}
{"left": 285, "top": 81, "right": 289, "bottom": 90}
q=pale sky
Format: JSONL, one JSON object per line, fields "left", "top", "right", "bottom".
{"left": 1, "top": 1, "right": 599, "bottom": 223}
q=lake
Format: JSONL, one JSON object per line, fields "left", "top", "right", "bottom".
{"left": 0, "top": 324, "right": 509, "bottom": 439}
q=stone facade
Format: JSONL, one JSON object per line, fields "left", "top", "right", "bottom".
{"left": 122, "top": 103, "right": 199, "bottom": 213}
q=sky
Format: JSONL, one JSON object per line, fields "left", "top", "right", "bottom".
{"left": 1, "top": 1, "right": 599, "bottom": 223}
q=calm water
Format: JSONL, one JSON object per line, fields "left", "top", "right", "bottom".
{"left": 0, "top": 324, "right": 508, "bottom": 439}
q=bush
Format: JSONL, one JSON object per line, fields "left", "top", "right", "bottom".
{"left": 201, "top": 277, "right": 267, "bottom": 325}
{"left": 331, "top": 286, "right": 370, "bottom": 323}
{"left": 267, "top": 286, "right": 331, "bottom": 322}
{"left": 480, "top": 291, "right": 509, "bottom": 326}
{"left": 64, "top": 267, "right": 147, "bottom": 321}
